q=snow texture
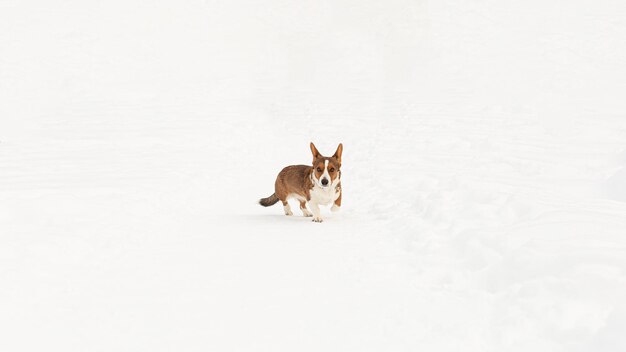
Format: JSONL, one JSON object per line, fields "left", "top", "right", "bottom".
{"left": 1, "top": 1, "right": 626, "bottom": 351}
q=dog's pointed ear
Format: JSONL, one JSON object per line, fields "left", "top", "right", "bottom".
{"left": 310, "top": 142, "right": 321, "bottom": 162}
{"left": 333, "top": 143, "right": 343, "bottom": 164}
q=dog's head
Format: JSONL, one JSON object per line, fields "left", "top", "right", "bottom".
{"left": 310, "top": 142, "right": 342, "bottom": 188}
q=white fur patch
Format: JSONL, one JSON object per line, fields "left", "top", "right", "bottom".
{"left": 309, "top": 180, "right": 341, "bottom": 206}
{"left": 321, "top": 160, "right": 330, "bottom": 186}
{"left": 287, "top": 193, "right": 307, "bottom": 202}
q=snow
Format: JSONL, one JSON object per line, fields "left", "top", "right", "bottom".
{"left": 1, "top": 0, "right": 626, "bottom": 351}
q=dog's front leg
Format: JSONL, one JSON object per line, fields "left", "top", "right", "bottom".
{"left": 331, "top": 191, "right": 341, "bottom": 212}
{"left": 308, "top": 201, "right": 323, "bottom": 223}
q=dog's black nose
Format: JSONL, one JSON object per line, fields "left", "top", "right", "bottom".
{"left": 321, "top": 178, "right": 329, "bottom": 186}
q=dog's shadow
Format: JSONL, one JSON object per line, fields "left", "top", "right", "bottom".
{"left": 233, "top": 213, "right": 315, "bottom": 225}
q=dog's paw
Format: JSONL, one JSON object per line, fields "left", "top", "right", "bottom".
{"left": 312, "top": 217, "right": 324, "bottom": 223}
{"left": 331, "top": 204, "right": 340, "bottom": 212}
{"left": 302, "top": 211, "right": 313, "bottom": 217}
{"left": 285, "top": 210, "right": 293, "bottom": 216}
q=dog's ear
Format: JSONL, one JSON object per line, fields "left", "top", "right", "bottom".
{"left": 333, "top": 143, "right": 343, "bottom": 164}
{"left": 310, "top": 142, "right": 321, "bottom": 162}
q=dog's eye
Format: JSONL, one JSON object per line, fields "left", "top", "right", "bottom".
{"left": 316, "top": 167, "right": 322, "bottom": 172}
{"left": 330, "top": 168, "right": 335, "bottom": 172}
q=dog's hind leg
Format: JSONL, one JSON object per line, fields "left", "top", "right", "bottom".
{"left": 282, "top": 200, "right": 293, "bottom": 216}
{"left": 299, "top": 201, "right": 312, "bottom": 217}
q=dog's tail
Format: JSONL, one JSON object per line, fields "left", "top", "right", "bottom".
{"left": 259, "top": 193, "right": 279, "bottom": 207}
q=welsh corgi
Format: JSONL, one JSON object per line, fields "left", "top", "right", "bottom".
{"left": 259, "top": 143, "right": 342, "bottom": 222}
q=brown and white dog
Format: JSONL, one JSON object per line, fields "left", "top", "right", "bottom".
{"left": 259, "top": 143, "right": 342, "bottom": 222}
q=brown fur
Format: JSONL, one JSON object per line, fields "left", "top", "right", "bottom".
{"left": 274, "top": 164, "right": 315, "bottom": 203}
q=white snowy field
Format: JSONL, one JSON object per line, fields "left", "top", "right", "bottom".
{"left": 2, "top": 0, "right": 626, "bottom": 351}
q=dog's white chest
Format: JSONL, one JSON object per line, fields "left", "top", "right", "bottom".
{"left": 310, "top": 184, "right": 340, "bottom": 205}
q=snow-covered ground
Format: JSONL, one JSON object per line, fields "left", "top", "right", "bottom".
{"left": 2, "top": 1, "right": 626, "bottom": 351}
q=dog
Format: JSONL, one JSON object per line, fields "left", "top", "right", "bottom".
{"left": 259, "top": 143, "right": 342, "bottom": 222}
